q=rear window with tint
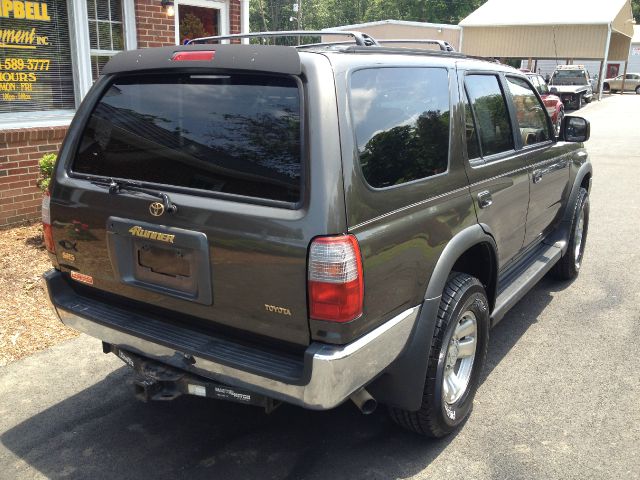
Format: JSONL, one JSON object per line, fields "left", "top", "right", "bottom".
{"left": 350, "top": 67, "right": 450, "bottom": 188}
{"left": 73, "top": 74, "right": 302, "bottom": 203}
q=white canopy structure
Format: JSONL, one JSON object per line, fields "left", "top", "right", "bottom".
{"left": 459, "top": 0, "right": 635, "bottom": 99}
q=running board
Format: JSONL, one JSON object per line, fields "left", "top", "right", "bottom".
{"left": 491, "top": 244, "right": 562, "bottom": 326}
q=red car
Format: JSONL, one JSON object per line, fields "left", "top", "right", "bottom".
{"left": 522, "top": 71, "right": 565, "bottom": 135}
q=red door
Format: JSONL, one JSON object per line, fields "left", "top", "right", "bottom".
{"left": 607, "top": 64, "right": 620, "bottom": 78}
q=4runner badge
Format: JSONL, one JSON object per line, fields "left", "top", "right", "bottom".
{"left": 149, "top": 202, "right": 165, "bottom": 217}
{"left": 128, "top": 226, "right": 175, "bottom": 243}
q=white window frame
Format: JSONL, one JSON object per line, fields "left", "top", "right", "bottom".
{"left": 174, "top": 0, "right": 229, "bottom": 46}
{"left": 0, "top": 0, "right": 136, "bottom": 129}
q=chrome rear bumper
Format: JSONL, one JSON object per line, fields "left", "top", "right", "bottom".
{"left": 45, "top": 269, "right": 420, "bottom": 410}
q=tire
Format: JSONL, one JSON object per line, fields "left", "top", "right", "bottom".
{"left": 554, "top": 108, "right": 564, "bottom": 136}
{"left": 603, "top": 82, "right": 610, "bottom": 92}
{"left": 636, "top": 86, "right": 640, "bottom": 95}
{"left": 553, "top": 187, "right": 589, "bottom": 280}
{"left": 584, "top": 95, "right": 591, "bottom": 104}
{"left": 389, "top": 273, "right": 489, "bottom": 438}
{"left": 576, "top": 94, "right": 582, "bottom": 110}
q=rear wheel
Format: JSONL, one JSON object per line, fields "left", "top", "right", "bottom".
{"left": 554, "top": 187, "right": 589, "bottom": 280}
{"left": 389, "top": 273, "right": 489, "bottom": 437}
{"left": 636, "top": 86, "right": 640, "bottom": 95}
{"left": 603, "top": 82, "right": 610, "bottom": 91}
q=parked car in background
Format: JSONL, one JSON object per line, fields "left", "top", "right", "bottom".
{"left": 603, "top": 73, "right": 640, "bottom": 94}
{"left": 523, "top": 70, "right": 565, "bottom": 135}
{"left": 549, "top": 65, "right": 593, "bottom": 110}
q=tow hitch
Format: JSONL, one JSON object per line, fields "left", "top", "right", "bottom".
{"left": 109, "top": 344, "right": 281, "bottom": 413}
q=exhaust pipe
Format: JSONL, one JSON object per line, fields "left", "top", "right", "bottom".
{"left": 350, "top": 388, "right": 377, "bottom": 415}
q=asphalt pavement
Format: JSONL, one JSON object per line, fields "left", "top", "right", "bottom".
{"left": 1, "top": 94, "right": 639, "bottom": 480}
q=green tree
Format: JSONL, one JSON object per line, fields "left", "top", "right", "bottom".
{"left": 633, "top": 0, "right": 640, "bottom": 22}
{"left": 179, "top": 13, "right": 208, "bottom": 41}
{"left": 364, "top": 0, "right": 483, "bottom": 24}
{"left": 250, "top": 0, "right": 484, "bottom": 35}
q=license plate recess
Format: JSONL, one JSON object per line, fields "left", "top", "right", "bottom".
{"left": 106, "top": 217, "right": 212, "bottom": 305}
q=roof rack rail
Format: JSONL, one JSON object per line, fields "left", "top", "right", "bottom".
{"left": 188, "top": 30, "right": 380, "bottom": 47}
{"left": 376, "top": 39, "right": 456, "bottom": 52}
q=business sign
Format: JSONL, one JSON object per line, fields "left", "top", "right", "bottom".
{"left": 0, "top": 0, "right": 75, "bottom": 113}
{"left": 632, "top": 46, "right": 640, "bottom": 56}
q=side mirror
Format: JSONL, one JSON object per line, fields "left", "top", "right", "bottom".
{"left": 550, "top": 86, "right": 558, "bottom": 94}
{"left": 562, "top": 116, "right": 590, "bottom": 142}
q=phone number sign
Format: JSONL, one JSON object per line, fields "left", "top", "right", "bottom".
{"left": 0, "top": 0, "right": 75, "bottom": 113}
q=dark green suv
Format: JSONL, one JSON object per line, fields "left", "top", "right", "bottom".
{"left": 43, "top": 32, "right": 592, "bottom": 438}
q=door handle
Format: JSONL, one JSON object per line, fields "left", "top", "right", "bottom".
{"left": 477, "top": 191, "right": 493, "bottom": 209}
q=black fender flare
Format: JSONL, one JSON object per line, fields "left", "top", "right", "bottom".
{"left": 424, "top": 224, "right": 498, "bottom": 300}
{"left": 368, "top": 224, "right": 498, "bottom": 411}
{"left": 547, "top": 158, "right": 592, "bottom": 253}
{"left": 564, "top": 159, "right": 592, "bottom": 223}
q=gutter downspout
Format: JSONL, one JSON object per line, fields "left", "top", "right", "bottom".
{"left": 598, "top": 24, "right": 612, "bottom": 101}
{"left": 241, "top": 0, "right": 250, "bottom": 44}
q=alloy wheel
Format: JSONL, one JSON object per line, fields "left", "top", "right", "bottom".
{"left": 442, "top": 311, "right": 477, "bottom": 405}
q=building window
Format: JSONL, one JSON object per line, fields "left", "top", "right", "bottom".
{"left": 175, "top": 0, "right": 228, "bottom": 45}
{"left": 87, "top": 0, "right": 125, "bottom": 80}
{"left": 0, "top": 0, "right": 75, "bottom": 114}
{"left": 0, "top": 0, "right": 136, "bottom": 128}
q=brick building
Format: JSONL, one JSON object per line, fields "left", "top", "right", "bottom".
{"left": 0, "top": 0, "right": 247, "bottom": 226}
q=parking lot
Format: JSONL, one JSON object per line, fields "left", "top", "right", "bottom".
{"left": 1, "top": 94, "right": 639, "bottom": 480}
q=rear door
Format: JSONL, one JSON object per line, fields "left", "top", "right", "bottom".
{"left": 503, "top": 75, "right": 571, "bottom": 247}
{"left": 50, "top": 52, "right": 345, "bottom": 347}
{"left": 460, "top": 71, "right": 530, "bottom": 269}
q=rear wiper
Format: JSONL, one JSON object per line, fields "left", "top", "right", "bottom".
{"left": 93, "top": 178, "right": 178, "bottom": 214}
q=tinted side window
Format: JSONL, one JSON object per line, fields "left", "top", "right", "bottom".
{"left": 465, "top": 75, "right": 514, "bottom": 157}
{"left": 536, "top": 75, "right": 550, "bottom": 95}
{"left": 350, "top": 68, "right": 450, "bottom": 188}
{"left": 73, "top": 74, "right": 301, "bottom": 203}
{"left": 506, "top": 76, "right": 551, "bottom": 146}
{"left": 464, "top": 94, "right": 481, "bottom": 160}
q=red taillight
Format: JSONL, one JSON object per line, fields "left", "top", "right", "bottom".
{"left": 308, "top": 235, "right": 363, "bottom": 323}
{"left": 42, "top": 190, "right": 55, "bottom": 254}
{"left": 171, "top": 51, "right": 215, "bottom": 62}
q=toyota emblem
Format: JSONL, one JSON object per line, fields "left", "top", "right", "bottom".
{"left": 149, "top": 202, "right": 165, "bottom": 217}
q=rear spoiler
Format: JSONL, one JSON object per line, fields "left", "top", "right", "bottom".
{"left": 102, "top": 44, "right": 301, "bottom": 76}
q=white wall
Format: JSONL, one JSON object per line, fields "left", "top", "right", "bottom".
{"left": 629, "top": 43, "right": 640, "bottom": 72}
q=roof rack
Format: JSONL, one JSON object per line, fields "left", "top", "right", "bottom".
{"left": 376, "top": 39, "right": 455, "bottom": 52}
{"left": 188, "top": 30, "right": 380, "bottom": 47}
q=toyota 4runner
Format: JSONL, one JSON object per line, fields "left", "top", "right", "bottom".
{"left": 43, "top": 31, "right": 592, "bottom": 437}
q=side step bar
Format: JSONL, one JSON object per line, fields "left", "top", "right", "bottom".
{"left": 491, "top": 243, "right": 562, "bottom": 326}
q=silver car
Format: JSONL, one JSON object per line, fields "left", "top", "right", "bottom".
{"left": 604, "top": 73, "right": 640, "bottom": 94}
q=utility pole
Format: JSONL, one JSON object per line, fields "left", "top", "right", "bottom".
{"left": 292, "top": 2, "right": 302, "bottom": 45}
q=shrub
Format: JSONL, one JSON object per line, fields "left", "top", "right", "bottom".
{"left": 38, "top": 153, "right": 57, "bottom": 192}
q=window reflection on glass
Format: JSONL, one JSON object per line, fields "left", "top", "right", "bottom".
{"left": 74, "top": 74, "right": 302, "bottom": 203}
{"left": 506, "top": 76, "right": 550, "bottom": 146}
{"left": 465, "top": 75, "right": 514, "bottom": 157}
{"left": 179, "top": 6, "right": 219, "bottom": 44}
{"left": 350, "top": 68, "right": 450, "bottom": 188}
{"left": 464, "top": 94, "right": 481, "bottom": 160}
